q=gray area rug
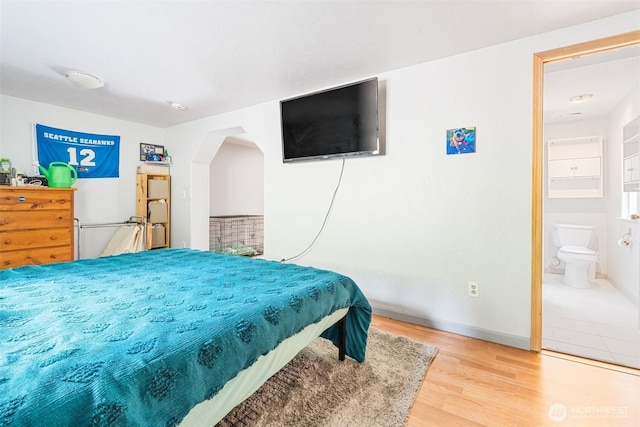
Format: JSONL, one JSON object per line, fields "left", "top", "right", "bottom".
{"left": 216, "top": 327, "right": 438, "bottom": 427}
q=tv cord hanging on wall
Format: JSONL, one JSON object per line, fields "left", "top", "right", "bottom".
{"left": 281, "top": 158, "right": 346, "bottom": 263}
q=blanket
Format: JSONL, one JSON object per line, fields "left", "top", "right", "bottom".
{"left": 0, "top": 249, "right": 371, "bottom": 426}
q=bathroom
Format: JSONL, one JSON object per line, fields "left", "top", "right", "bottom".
{"left": 541, "top": 46, "right": 640, "bottom": 369}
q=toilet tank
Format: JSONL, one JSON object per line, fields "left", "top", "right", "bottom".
{"left": 552, "top": 224, "right": 595, "bottom": 248}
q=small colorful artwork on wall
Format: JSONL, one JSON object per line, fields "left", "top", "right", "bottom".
{"left": 446, "top": 127, "right": 476, "bottom": 155}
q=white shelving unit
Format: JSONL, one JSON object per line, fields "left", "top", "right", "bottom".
{"left": 547, "top": 135, "right": 603, "bottom": 198}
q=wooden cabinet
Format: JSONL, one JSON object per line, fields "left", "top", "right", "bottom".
{"left": 547, "top": 135, "right": 603, "bottom": 198}
{"left": 136, "top": 174, "right": 170, "bottom": 250}
{"left": 623, "top": 116, "right": 639, "bottom": 192}
{"left": 0, "top": 187, "right": 76, "bottom": 269}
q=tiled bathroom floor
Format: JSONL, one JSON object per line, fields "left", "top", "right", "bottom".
{"left": 542, "top": 273, "right": 640, "bottom": 369}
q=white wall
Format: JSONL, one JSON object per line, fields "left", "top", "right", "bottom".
{"left": 0, "top": 95, "right": 164, "bottom": 259}
{"left": 543, "top": 119, "right": 608, "bottom": 276}
{"left": 209, "top": 141, "right": 264, "bottom": 216}
{"left": 163, "top": 11, "right": 638, "bottom": 348}
{"left": 165, "top": 43, "right": 534, "bottom": 347}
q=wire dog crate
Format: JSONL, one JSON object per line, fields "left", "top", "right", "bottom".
{"left": 209, "top": 215, "right": 264, "bottom": 256}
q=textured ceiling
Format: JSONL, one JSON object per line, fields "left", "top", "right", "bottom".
{"left": 1, "top": 1, "right": 638, "bottom": 128}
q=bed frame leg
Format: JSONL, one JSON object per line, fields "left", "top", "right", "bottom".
{"left": 338, "top": 316, "right": 346, "bottom": 361}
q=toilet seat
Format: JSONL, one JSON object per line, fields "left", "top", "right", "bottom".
{"left": 559, "top": 245, "right": 597, "bottom": 256}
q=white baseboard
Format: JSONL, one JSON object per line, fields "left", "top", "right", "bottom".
{"left": 371, "top": 305, "right": 531, "bottom": 350}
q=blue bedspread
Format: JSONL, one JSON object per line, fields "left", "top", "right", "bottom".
{"left": 0, "top": 249, "right": 371, "bottom": 426}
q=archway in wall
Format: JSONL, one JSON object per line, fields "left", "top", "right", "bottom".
{"left": 188, "top": 126, "right": 265, "bottom": 253}
{"left": 209, "top": 136, "right": 265, "bottom": 255}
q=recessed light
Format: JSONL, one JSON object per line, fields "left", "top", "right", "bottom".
{"left": 569, "top": 94, "right": 593, "bottom": 102}
{"left": 168, "top": 101, "right": 187, "bottom": 110}
{"left": 65, "top": 71, "right": 104, "bottom": 89}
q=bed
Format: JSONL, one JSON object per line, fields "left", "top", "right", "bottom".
{"left": 0, "top": 248, "right": 371, "bottom": 426}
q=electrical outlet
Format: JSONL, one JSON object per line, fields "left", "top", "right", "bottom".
{"left": 469, "top": 282, "right": 479, "bottom": 297}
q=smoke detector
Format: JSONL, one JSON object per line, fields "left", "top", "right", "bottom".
{"left": 168, "top": 101, "right": 187, "bottom": 110}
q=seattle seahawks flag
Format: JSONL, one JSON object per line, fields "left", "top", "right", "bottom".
{"left": 36, "top": 124, "right": 120, "bottom": 178}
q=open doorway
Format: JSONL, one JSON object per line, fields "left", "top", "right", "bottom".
{"left": 531, "top": 31, "right": 640, "bottom": 368}
{"left": 209, "top": 136, "right": 265, "bottom": 257}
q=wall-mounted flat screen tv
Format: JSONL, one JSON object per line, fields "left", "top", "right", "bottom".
{"left": 280, "top": 77, "right": 379, "bottom": 162}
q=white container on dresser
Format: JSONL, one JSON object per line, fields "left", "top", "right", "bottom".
{"left": 547, "top": 135, "right": 603, "bottom": 198}
{"left": 623, "top": 116, "right": 639, "bottom": 192}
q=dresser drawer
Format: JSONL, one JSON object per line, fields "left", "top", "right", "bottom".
{"left": 0, "top": 188, "right": 73, "bottom": 211}
{"left": 0, "top": 228, "right": 72, "bottom": 252}
{"left": 0, "top": 246, "right": 73, "bottom": 269}
{"left": 0, "top": 210, "right": 73, "bottom": 232}
{"left": 0, "top": 187, "right": 76, "bottom": 269}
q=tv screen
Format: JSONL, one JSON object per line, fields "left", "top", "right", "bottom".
{"left": 280, "top": 78, "right": 379, "bottom": 162}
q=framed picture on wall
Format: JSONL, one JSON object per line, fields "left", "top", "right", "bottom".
{"left": 140, "top": 143, "right": 165, "bottom": 161}
{"left": 446, "top": 127, "right": 476, "bottom": 155}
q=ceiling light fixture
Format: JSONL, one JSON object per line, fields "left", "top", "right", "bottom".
{"left": 65, "top": 71, "right": 104, "bottom": 89}
{"left": 569, "top": 93, "right": 593, "bottom": 102}
{"left": 168, "top": 101, "right": 187, "bottom": 110}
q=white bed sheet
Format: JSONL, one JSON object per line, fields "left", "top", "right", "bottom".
{"left": 179, "top": 307, "right": 349, "bottom": 426}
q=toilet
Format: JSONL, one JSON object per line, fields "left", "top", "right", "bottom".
{"left": 551, "top": 224, "right": 598, "bottom": 289}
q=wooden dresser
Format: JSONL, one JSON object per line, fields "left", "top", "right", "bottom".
{"left": 0, "top": 186, "right": 76, "bottom": 269}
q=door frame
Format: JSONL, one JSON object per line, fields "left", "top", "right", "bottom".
{"left": 530, "top": 30, "right": 640, "bottom": 351}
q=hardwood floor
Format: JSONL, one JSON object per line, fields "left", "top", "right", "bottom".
{"left": 371, "top": 315, "right": 640, "bottom": 427}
